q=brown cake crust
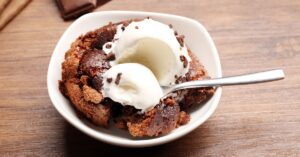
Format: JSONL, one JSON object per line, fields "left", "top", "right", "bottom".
{"left": 127, "top": 98, "right": 180, "bottom": 137}
{"left": 59, "top": 23, "right": 120, "bottom": 127}
{"left": 64, "top": 78, "right": 110, "bottom": 127}
{"left": 59, "top": 19, "right": 214, "bottom": 136}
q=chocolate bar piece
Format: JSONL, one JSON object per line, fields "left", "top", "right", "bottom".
{"left": 56, "top": 0, "right": 97, "bottom": 20}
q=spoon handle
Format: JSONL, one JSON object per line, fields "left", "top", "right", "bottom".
{"left": 170, "top": 69, "right": 285, "bottom": 92}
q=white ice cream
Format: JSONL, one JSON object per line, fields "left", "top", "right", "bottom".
{"left": 102, "top": 63, "right": 163, "bottom": 112}
{"left": 101, "top": 19, "right": 191, "bottom": 111}
{"left": 103, "top": 19, "right": 191, "bottom": 86}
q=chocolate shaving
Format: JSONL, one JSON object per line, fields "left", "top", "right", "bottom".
{"left": 175, "top": 75, "right": 187, "bottom": 84}
{"left": 106, "top": 77, "right": 113, "bottom": 83}
{"left": 123, "top": 21, "right": 131, "bottom": 27}
{"left": 180, "top": 55, "right": 188, "bottom": 68}
{"left": 176, "top": 35, "right": 185, "bottom": 47}
{"left": 115, "top": 73, "right": 122, "bottom": 85}
{"left": 106, "top": 52, "right": 116, "bottom": 61}
{"left": 174, "top": 31, "right": 178, "bottom": 36}
{"left": 105, "top": 43, "right": 112, "bottom": 49}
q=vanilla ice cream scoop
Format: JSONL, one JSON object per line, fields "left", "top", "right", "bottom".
{"left": 102, "top": 63, "right": 163, "bottom": 112}
{"left": 103, "top": 19, "right": 191, "bottom": 86}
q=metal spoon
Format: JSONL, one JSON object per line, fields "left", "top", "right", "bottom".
{"left": 162, "top": 69, "right": 285, "bottom": 97}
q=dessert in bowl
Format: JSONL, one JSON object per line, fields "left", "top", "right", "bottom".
{"left": 48, "top": 11, "right": 222, "bottom": 147}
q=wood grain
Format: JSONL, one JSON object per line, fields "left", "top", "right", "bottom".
{"left": 0, "top": 0, "right": 299, "bottom": 156}
{"left": 0, "top": 0, "right": 32, "bottom": 30}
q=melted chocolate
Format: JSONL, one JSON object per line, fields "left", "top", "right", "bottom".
{"left": 79, "top": 50, "right": 111, "bottom": 77}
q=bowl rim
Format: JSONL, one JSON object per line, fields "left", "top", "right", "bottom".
{"left": 47, "top": 10, "right": 222, "bottom": 147}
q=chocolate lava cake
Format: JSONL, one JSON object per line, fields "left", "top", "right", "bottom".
{"left": 59, "top": 19, "right": 214, "bottom": 137}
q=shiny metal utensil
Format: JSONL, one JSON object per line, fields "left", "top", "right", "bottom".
{"left": 162, "top": 69, "right": 285, "bottom": 97}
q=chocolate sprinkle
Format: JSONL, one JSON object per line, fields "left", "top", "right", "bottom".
{"left": 174, "top": 31, "right": 178, "bottom": 36}
{"left": 180, "top": 55, "right": 188, "bottom": 68}
{"left": 105, "top": 43, "right": 112, "bottom": 49}
{"left": 106, "top": 52, "right": 116, "bottom": 61}
{"left": 115, "top": 73, "right": 122, "bottom": 85}
{"left": 123, "top": 21, "right": 131, "bottom": 27}
{"left": 176, "top": 35, "right": 185, "bottom": 47}
{"left": 107, "top": 77, "right": 113, "bottom": 83}
{"left": 175, "top": 75, "right": 187, "bottom": 84}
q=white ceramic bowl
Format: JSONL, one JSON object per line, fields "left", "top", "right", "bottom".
{"left": 47, "top": 11, "right": 222, "bottom": 147}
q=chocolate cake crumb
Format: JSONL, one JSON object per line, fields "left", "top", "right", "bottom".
{"left": 82, "top": 85, "right": 103, "bottom": 104}
{"left": 177, "top": 111, "right": 190, "bottom": 125}
{"left": 80, "top": 75, "right": 89, "bottom": 85}
{"left": 176, "top": 35, "right": 185, "bottom": 47}
{"left": 146, "top": 16, "right": 150, "bottom": 19}
{"left": 105, "top": 43, "right": 112, "bottom": 49}
{"left": 164, "top": 98, "right": 176, "bottom": 106}
{"left": 180, "top": 55, "right": 188, "bottom": 68}
{"left": 106, "top": 77, "right": 113, "bottom": 83}
{"left": 168, "top": 24, "right": 173, "bottom": 28}
{"left": 106, "top": 52, "right": 116, "bottom": 61}
{"left": 121, "top": 26, "right": 125, "bottom": 31}
{"left": 115, "top": 73, "right": 122, "bottom": 85}
{"left": 135, "top": 26, "right": 139, "bottom": 29}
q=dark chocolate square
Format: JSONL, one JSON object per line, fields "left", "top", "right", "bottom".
{"left": 56, "top": 0, "right": 97, "bottom": 20}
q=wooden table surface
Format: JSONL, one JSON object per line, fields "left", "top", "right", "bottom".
{"left": 0, "top": 0, "right": 299, "bottom": 156}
